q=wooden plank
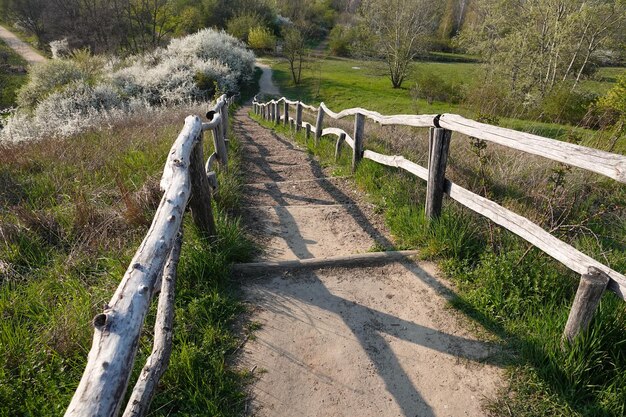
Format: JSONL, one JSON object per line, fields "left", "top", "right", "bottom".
{"left": 232, "top": 250, "right": 420, "bottom": 275}
{"left": 122, "top": 230, "right": 183, "bottom": 417}
{"left": 65, "top": 115, "right": 201, "bottom": 417}
{"left": 320, "top": 102, "right": 435, "bottom": 127}
{"left": 425, "top": 128, "right": 452, "bottom": 219}
{"left": 321, "top": 127, "right": 355, "bottom": 149}
{"left": 352, "top": 113, "right": 365, "bottom": 173}
{"left": 363, "top": 148, "right": 626, "bottom": 298}
{"left": 363, "top": 150, "right": 428, "bottom": 180}
{"left": 562, "top": 268, "right": 610, "bottom": 346}
{"left": 445, "top": 180, "right": 626, "bottom": 299}
{"left": 438, "top": 114, "right": 626, "bottom": 184}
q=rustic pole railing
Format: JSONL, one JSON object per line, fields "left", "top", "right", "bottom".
{"left": 252, "top": 95, "right": 626, "bottom": 343}
{"left": 65, "top": 94, "right": 234, "bottom": 417}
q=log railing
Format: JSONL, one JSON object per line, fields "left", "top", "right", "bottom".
{"left": 252, "top": 95, "right": 626, "bottom": 345}
{"left": 64, "top": 94, "right": 236, "bottom": 417}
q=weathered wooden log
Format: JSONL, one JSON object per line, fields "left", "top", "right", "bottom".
{"left": 232, "top": 250, "right": 420, "bottom": 275}
{"left": 283, "top": 101, "right": 289, "bottom": 127}
{"left": 274, "top": 102, "right": 281, "bottom": 125}
{"left": 122, "top": 230, "right": 183, "bottom": 417}
{"left": 562, "top": 268, "right": 610, "bottom": 346}
{"left": 437, "top": 114, "right": 626, "bottom": 184}
{"left": 425, "top": 128, "right": 452, "bottom": 219}
{"left": 296, "top": 102, "right": 303, "bottom": 132}
{"left": 352, "top": 113, "right": 365, "bottom": 173}
{"left": 65, "top": 116, "right": 201, "bottom": 417}
{"left": 321, "top": 127, "right": 354, "bottom": 149}
{"left": 212, "top": 123, "right": 228, "bottom": 171}
{"left": 320, "top": 102, "right": 435, "bottom": 127}
{"left": 335, "top": 133, "right": 346, "bottom": 162}
{"left": 305, "top": 123, "right": 311, "bottom": 142}
{"left": 315, "top": 106, "right": 325, "bottom": 145}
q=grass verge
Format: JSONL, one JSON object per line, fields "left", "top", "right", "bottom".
{"left": 251, "top": 111, "right": 626, "bottom": 417}
{"left": 0, "top": 38, "right": 27, "bottom": 109}
{"left": 0, "top": 104, "right": 254, "bottom": 416}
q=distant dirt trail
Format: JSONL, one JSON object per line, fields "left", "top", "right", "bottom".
{"left": 0, "top": 25, "right": 46, "bottom": 65}
{"left": 233, "top": 104, "right": 504, "bottom": 416}
{"left": 256, "top": 61, "right": 280, "bottom": 97}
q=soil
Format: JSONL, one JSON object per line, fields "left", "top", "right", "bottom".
{"left": 234, "top": 67, "right": 503, "bottom": 416}
{"left": 233, "top": 106, "right": 504, "bottom": 416}
{"left": 0, "top": 25, "right": 46, "bottom": 65}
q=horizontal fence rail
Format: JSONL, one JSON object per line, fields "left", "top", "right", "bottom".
{"left": 252, "top": 95, "right": 626, "bottom": 344}
{"left": 65, "top": 94, "right": 236, "bottom": 417}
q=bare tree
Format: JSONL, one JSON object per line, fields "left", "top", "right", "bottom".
{"left": 360, "top": 0, "right": 438, "bottom": 88}
{"left": 283, "top": 26, "right": 306, "bottom": 85}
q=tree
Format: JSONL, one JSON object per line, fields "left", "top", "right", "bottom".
{"left": 282, "top": 26, "right": 306, "bottom": 85}
{"left": 360, "top": 0, "right": 438, "bottom": 88}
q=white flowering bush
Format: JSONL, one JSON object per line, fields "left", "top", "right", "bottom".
{"left": 1, "top": 29, "right": 255, "bottom": 143}
{"left": 50, "top": 39, "right": 70, "bottom": 59}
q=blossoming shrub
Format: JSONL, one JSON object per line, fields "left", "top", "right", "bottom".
{"left": 1, "top": 29, "right": 254, "bottom": 143}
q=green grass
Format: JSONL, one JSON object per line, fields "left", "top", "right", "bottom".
{"left": 252, "top": 112, "right": 626, "bottom": 416}
{"left": 0, "top": 38, "right": 28, "bottom": 108}
{"left": 0, "top": 105, "right": 254, "bottom": 416}
{"left": 268, "top": 56, "right": 624, "bottom": 151}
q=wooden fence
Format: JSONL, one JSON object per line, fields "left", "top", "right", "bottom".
{"left": 63, "top": 94, "right": 236, "bottom": 417}
{"left": 252, "top": 95, "right": 626, "bottom": 346}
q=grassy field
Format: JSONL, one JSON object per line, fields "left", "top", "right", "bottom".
{"left": 266, "top": 56, "right": 625, "bottom": 149}
{"left": 0, "top": 104, "right": 254, "bottom": 416}
{"left": 0, "top": 38, "right": 28, "bottom": 109}
{"left": 251, "top": 106, "right": 626, "bottom": 416}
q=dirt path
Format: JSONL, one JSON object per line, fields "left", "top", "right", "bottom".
{"left": 234, "top": 107, "right": 503, "bottom": 416}
{"left": 0, "top": 25, "right": 46, "bottom": 65}
{"left": 256, "top": 61, "right": 280, "bottom": 97}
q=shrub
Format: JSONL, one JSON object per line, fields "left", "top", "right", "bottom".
{"left": 248, "top": 26, "right": 276, "bottom": 52}
{"left": 540, "top": 85, "right": 596, "bottom": 125}
{"left": 328, "top": 25, "right": 355, "bottom": 57}
{"left": 1, "top": 29, "right": 255, "bottom": 143}
{"left": 49, "top": 39, "right": 70, "bottom": 59}
{"left": 227, "top": 12, "right": 264, "bottom": 43}
{"left": 410, "top": 71, "right": 464, "bottom": 105}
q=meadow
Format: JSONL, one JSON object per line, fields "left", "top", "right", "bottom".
{"left": 0, "top": 38, "right": 27, "bottom": 109}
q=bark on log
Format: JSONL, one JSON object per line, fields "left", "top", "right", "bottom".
{"left": 65, "top": 115, "right": 201, "bottom": 417}
{"left": 283, "top": 101, "right": 289, "bottom": 127}
{"left": 425, "top": 128, "right": 452, "bottom": 219}
{"left": 296, "top": 102, "right": 303, "bottom": 132}
{"left": 122, "top": 230, "right": 183, "bottom": 417}
{"left": 335, "top": 133, "right": 346, "bottom": 162}
{"left": 562, "top": 268, "right": 610, "bottom": 346}
{"left": 188, "top": 134, "right": 217, "bottom": 238}
{"left": 315, "top": 106, "right": 325, "bottom": 145}
{"left": 352, "top": 113, "right": 365, "bottom": 173}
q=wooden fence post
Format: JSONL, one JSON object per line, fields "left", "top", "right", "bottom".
{"left": 562, "top": 267, "right": 610, "bottom": 346}
{"left": 335, "top": 133, "right": 346, "bottom": 162}
{"left": 220, "top": 103, "right": 229, "bottom": 141}
{"left": 211, "top": 124, "right": 228, "bottom": 172}
{"left": 275, "top": 102, "right": 280, "bottom": 125}
{"left": 283, "top": 101, "right": 289, "bottom": 127}
{"left": 296, "top": 102, "right": 303, "bottom": 132}
{"left": 305, "top": 123, "right": 311, "bottom": 142}
{"left": 189, "top": 133, "right": 217, "bottom": 237}
{"left": 425, "top": 127, "right": 452, "bottom": 219}
{"left": 352, "top": 113, "right": 365, "bottom": 173}
{"left": 315, "top": 106, "right": 325, "bottom": 146}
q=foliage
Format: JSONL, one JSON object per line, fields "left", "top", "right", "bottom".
{"left": 539, "top": 86, "right": 596, "bottom": 125}
{"left": 359, "top": 0, "right": 440, "bottom": 88}
{"left": 247, "top": 25, "right": 276, "bottom": 52}
{"left": 459, "top": 0, "right": 626, "bottom": 100}
{"left": 2, "top": 29, "right": 254, "bottom": 143}
{"left": 410, "top": 71, "right": 464, "bottom": 104}
{"left": 282, "top": 26, "right": 306, "bottom": 85}
{"left": 226, "top": 11, "right": 264, "bottom": 43}
{"left": 328, "top": 24, "right": 355, "bottom": 57}
{"left": 0, "top": 38, "right": 27, "bottom": 109}
{"left": 49, "top": 38, "right": 69, "bottom": 59}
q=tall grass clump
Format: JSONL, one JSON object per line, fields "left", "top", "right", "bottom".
{"left": 251, "top": 109, "right": 626, "bottom": 416}
{"left": 1, "top": 29, "right": 255, "bottom": 143}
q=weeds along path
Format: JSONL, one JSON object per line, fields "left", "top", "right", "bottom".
{"left": 0, "top": 25, "right": 45, "bottom": 65}
{"left": 233, "top": 106, "right": 504, "bottom": 417}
